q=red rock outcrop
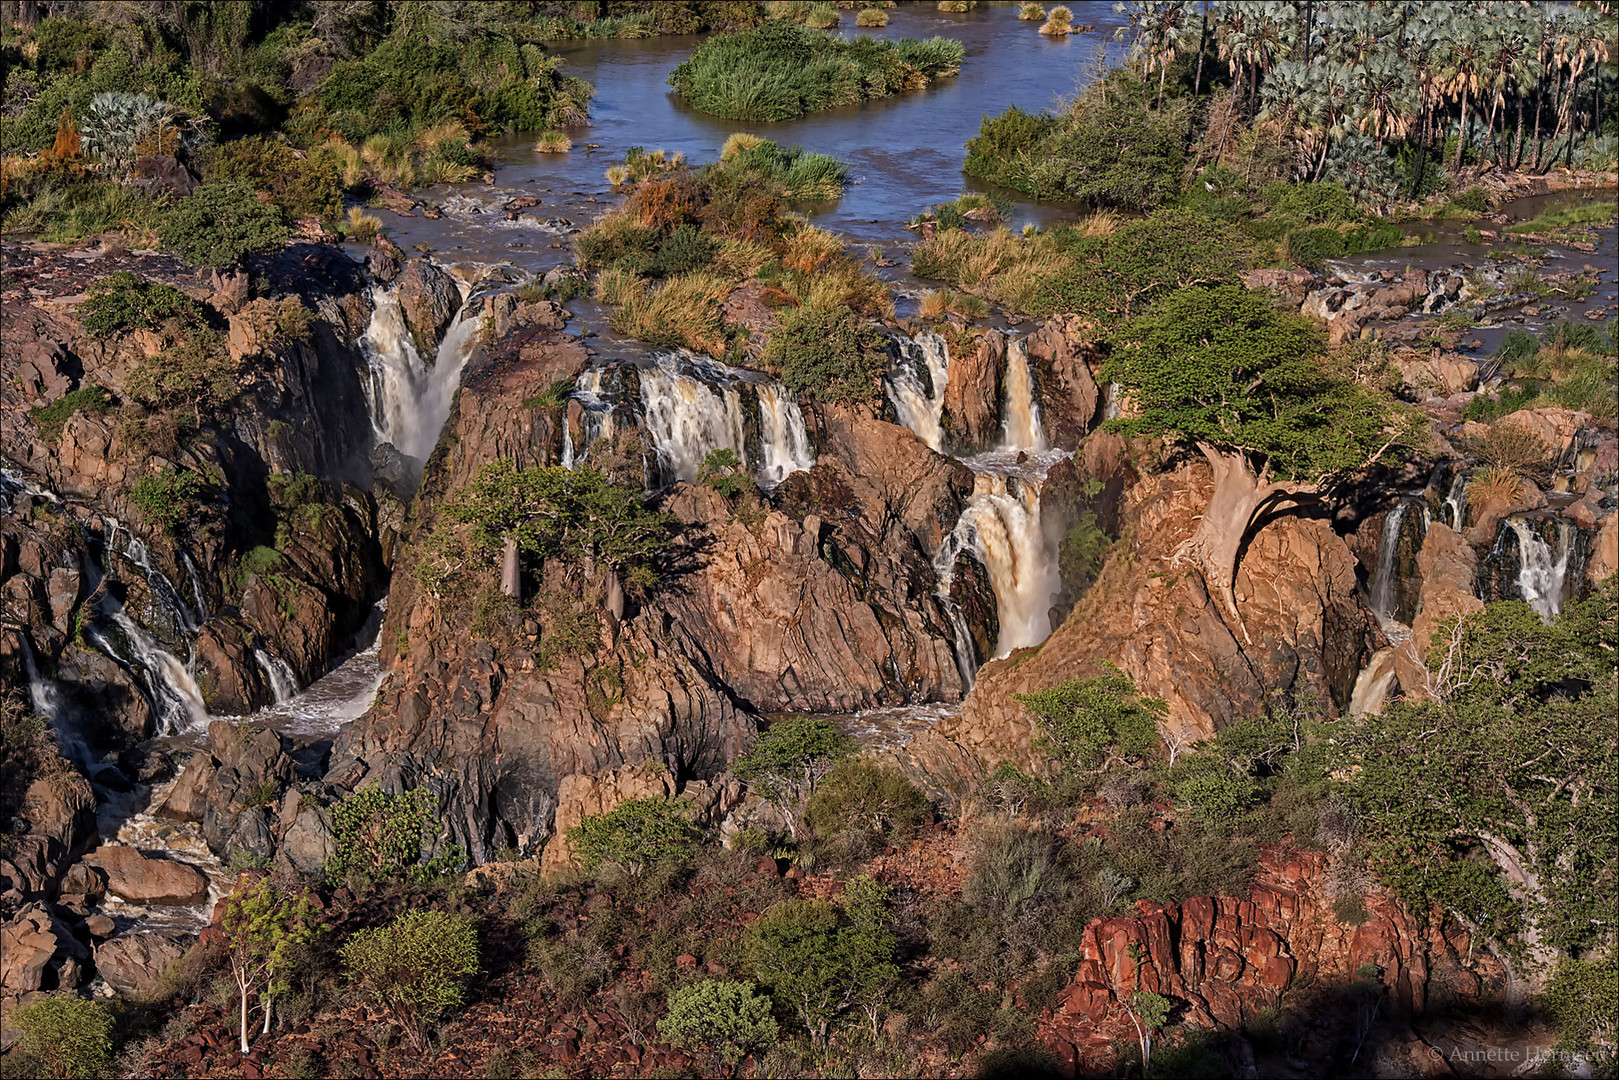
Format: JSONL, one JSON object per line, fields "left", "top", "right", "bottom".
{"left": 1040, "top": 851, "right": 1494, "bottom": 1074}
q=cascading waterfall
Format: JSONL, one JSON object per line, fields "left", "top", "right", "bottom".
{"left": 1349, "top": 647, "right": 1399, "bottom": 716}
{"left": 88, "top": 611, "right": 209, "bottom": 736}
{"left": 126, "top": 537, "right": 200, "bottom": 634}
{"left": 756, "top": 383, "right": 816, "bottom": 486}
{"left": 637, "top": 351, "right": 813, "bottom": 489}
{"left": 360, "top": 282, "right": 479, "bottom": 462}
{"left": 254, "top": 647, "right": 300, "bottom": 704}
{"left": 1501, "top": 517, "right": 1578, "bottom": 621}
{"left": 640, "top": 352, "right": 747, "bottom": 485}
{"left": 885, "top": 332, "right": 950, "bottom": 452}
{"left": 931, "top": 537, "right": 980, "bottom": 685}
{"left": 950, "top": 474, "right": 1062, "bottom": 657}
{"left": 1440, "top": 467, "right": 1469, "bottom": 531}
{"left": 181, "top": 552, "right": 210, "bottom": 624}
{"left": 1368, "top": 503, "right": 1406, "bottom": 627}
{"left": 360, "top": 285, "right": 429, "bottom": 450}
{"left": 1000, "top": 338, "right": 1047, "bottom": 452}
{"left": 562, "top": 369, "right": 618, "bottom": 468}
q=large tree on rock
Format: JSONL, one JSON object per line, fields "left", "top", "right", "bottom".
{"left": 1102, "top": 284, "right": 1416, "bottom": 626}
{"left": 1342, "top": 583, "right": 1618, "bottom": 1012}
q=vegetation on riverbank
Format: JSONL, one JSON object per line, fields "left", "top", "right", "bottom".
{"left": 669, "top": 23, "right": 964, "bottom": 121}
{"left": 0, "top": 3, "right": 592, "bottom": 243}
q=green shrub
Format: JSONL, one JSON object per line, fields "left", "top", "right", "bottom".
{"left": 78, "top": 271, "right": 203, "bottom": 338}
{"left": 698, "top": 448, "right": 751, "bottom": 498}
{"left": 1032, "top": 209, "right": 1243, "bottom": 322}
{"left": 706, "top": 138, "right": 850, "bottom": 202}
{"left": 158, "top": 181, "right": 290, "bottom": 269}
{"left": 765, "top": 303, "right": 890, "bottom": 407}
{"left": 325, "top": 784, "right": 460, "bottom": 885}
{"left": 29, "top": 385, "right": 112, "bottom": 443}
{"left": 656, "top": 979, "right": 779, "bottom": 1078}
{"left": 340, "top": 909, "right": 479, "bottom": 1052}
{"left": 566, "top": 796, "right": 700, "bottom": 875}
{"left": 203, "top": 136, "right": 345, "bottom": 221}
{"left": 1539, "top": 954, "right": 1618, "bottom": 1052}
{"left": 130, "top": 468, "right": 207, "bottom": 533}
{"left": 732, "top": 716, "right": 854, "bottom": 840}
{"left": 803, "top": 759, "right": 930, "bottom": 849}
{"left": 1015, "top": 668, "right": 1165, "bottom": 771}
{"left": 9, "top": 994, "right": 113, "bottom": 1080}
{"left": 668, "top": 23, "right": 963, "bottom": 121}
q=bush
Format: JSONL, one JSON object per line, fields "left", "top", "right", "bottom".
{"left": 130, "top": 468, "right": 206, "bottom": 533}
{"left": 79, "top": 270, "right": 202, "bottom": 338}
{"left": 9, "top": 994, "right": 113, "bottom": 1079}
{"left": 656, "top": 980, "right": 779, "bottom": 1078}
{"left": 1015, "top": 668, "right": 1165, "bottom": 771}
{"left": 668, "top": 23, "right": 964, "bottom": 121}
{"left": 158, "top": 181, "right": 289, "bottom": 269}
{"left": 732, "top": 716, "right": 854, "bottom": 840}
{"left": 1031, "top": 209, "right": 1243, "bottom": 322}
{"left": 698, "top": 448, "right": 751, "bottom": 498}
{"left": 766, "top": 303, "right": 890, "bottom": 407}
{"left": 567, "top": 797, "right": 700, "bottom": 875}
{"left": 744, "top": 893, "right": 897, "bottom": 1049}
{"left": 340, "top": 909, "right": 479, "bottom": 1052}
{"left": 203, "top": 136, "right": 345, "bottom": 221}
{"left": 29, "top": 385, "right": 112, "bottom": 443}
{"left": 325, "top": 784, "right": 460, "bottom": 885}
{"left": 803, "top": 759, "right": 931, "bottom": 850}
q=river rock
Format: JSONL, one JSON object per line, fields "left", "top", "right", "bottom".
{"left": 396, "top": 259, "right": 461, "bottom": 357}
{"left": 942, "top": 330, "right": 1005, "bottom": 452}
{"left": 0, "top": 904, "right": 89, "bottom": 993}
{"left": 22, "top": 772, "right": 96, "bottom": 857}
{"left": 190, "top": 619, "right": 271, "bottom": 715}
{"left": 1587, "top": 512, "right": 1619, "bottom": 586}
{"left": 274, "top": 796, "right": 336, "bottom": 877}
{"left": 0, "top": 836, "right": 63, "bottom": 901}
{"left": 83, "top": 845, "right": 209, "bottom": 906}
{"left": 95, "top": 931, "right": 192, "bottom": 997}
{"left": 1494, "top": 406, "right": 1594, "bottom": 455}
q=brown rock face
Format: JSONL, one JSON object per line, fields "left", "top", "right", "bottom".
{"left": 1029, "top": 315, "right": 1102, "bottom": 450}
{"left": 190, "top": 619, "right": 271, "bottom": 715}
{"left": 1041, "top": 851, "right": 1493, "bottom": 1072}
{"left": 83, "top": 845, "right": 209, "bottom": 906}
{"left": 0, "top": 905, "right": 90, "bottom": 994}
{"left": 1393, "top": 522, "right": 1485, "bottom": 701}
{"left": 942, "top": 330, "right": 1005, "bottom": 452}
{"left": 395, "top": 259, "right": 462, "bottom": 357}
{"left": 931, "top": 460, "right": 1376, "bottom": 772}
{"left": 95, "top": 931, "right": 192, "bottom": 997}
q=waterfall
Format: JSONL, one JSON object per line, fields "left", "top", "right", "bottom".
{"left": 1000, "top": 338, "right": 1046, "bottom": 452}
{"left": 886, "top": 332, "right": 950, "bottom": 452}
{"left": 360, "top": 285, "right": 428, "bottom": 450}
{"left": 181, "top": 552, "right": 210, "bottom": 624}
{"left": 639, "top": 352, "right": 747, "bottom": 485}
{"left": 1440, "top": 467, "right": 1469, "bottom": 531}
{"left": 931, "top": 538, "right": 980, "bottom": 686}
{"left": 1367, "top": 500, "right": 1428, "bottom": 629}
{"left": 1367, "top": 504, "right": 1407, "bottom": 627}
{"left": 1503, "top": 517, "right": 1578, "bottom": 622}
{"left": 125, "top": 537, "right": 200, "bottom": 634}
{"left": 1349, "top": 647, "right": 1399, "bottom": 716}
{"left": 950, "top": 476, "right": 1061, "bottom": 657}
{"left": 360, "top": 284, "right": 478, "bottom": 462}
{"left": 88, "top": 611, "right": 208, "bottom": 736}
{"left": 562, "top": 368, "right": 618, "bottom": 469}
{"left": 254, "top": 647, "right": 300, "bottom": 704}
{"left": 755, "top": 383, "right": 815, "bottom": 487}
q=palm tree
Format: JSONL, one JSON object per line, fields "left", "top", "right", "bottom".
{"left": 1438, "top": 8, "right": 1488, "bottom": 172}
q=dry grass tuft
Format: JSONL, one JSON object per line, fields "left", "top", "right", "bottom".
{"left": 342, "top": 206, "right": 383, "bottom": 243}
{"left": 609, "top": 272, "right": 734, "bottom": 355}
{"left": 721, "top": 132, "right": 769, "bottom": 161}
{"left": 534, "top": 130, "right": 572, "bottom": 154}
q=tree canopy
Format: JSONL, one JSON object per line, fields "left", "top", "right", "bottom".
{"left": 1102, "top": 284, "right": 1409, "bottom": 484}
{"left": 1343, "top": 581, "right": 1618, "bottom": 1007}
{"left": 157, "top": 182, "right": 290, "bottom": 270}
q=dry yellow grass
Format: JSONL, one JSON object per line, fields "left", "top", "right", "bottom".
{"left": 343, "top": 206, "right": 383, "bottom": 243}
{"left": 781, "top": 225, "right": 846, "bottom": 273}
{"left": 610, "top": 272, "right": 734, "bottom": 356}
{"left": 1040, "top": 5, "right": 1073, "bottom": 34}
{"left": 534, "top": 130, "right": 572, "bottom": 154}
{"left": 594, "top": 266, "right": 646, "bottom": 307}
{"left": 721, "top": 132, "right": 768, "bottom": 161}
{"left": 1468, "top": 464, "right": 1526, "bottom": 509}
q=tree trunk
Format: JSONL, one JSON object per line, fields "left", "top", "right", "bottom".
{"left": 262, "top": 994, "right": 272, "bottom": 1035}
{"left": 1453, "top": 84, "right": 1471, "bottom": 173}
{"left": 500, "top": 535, "right": 521, "bottom": 599}
{"left": 240, "top": 984, "right": 251, "bottom": 1055}
{"left": 1178, "top": 444, "right": 1316, "bottom": 630}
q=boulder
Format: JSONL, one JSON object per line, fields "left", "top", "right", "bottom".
{"left": 395, "top": 259, "right": 461, "bottom": 357}
{"left": 941, "top": 330, "right": 1005, "bottom": 452}
{"left": 191, "top": 619, "right": 271, "bottom": 715}
{"left": 94, "top": 931, "right": 192, "bottom": 997}
{"left": 22, "top": 772, "right": 96, "bottom": 856}
{"left": 1495, "top": 407, "right": 1594, "bottom": 456}
{"left": 83, "top": 846, "right": 209, "bottom": 906}
{"left": 275, "top": 797, "right": 336, "bottom": 877}
{"left": 0, "top": 905, "right": 89, "bottom": 993}
{"left": 0, "top": 836, "right": 62, "bottom": 901}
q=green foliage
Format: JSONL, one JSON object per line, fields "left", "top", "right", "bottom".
{"left": 1057, "top": 508, "right": 1110, "bottom": 601}
{"left": 325, "top": 784, "right": 459, "bottom": 886}
{"left": 668, "top": 24, "right": 964, "bottom": 121}
{"left": 733, "top": 717, "right": 854, "bottom": 808}
{"left": 444, "top": 461, "right": 676, "bottom": 584}
{"left": 79, "top": 271, "right": 202, "bottom": 338}
{"left": 340, "top": 909, "right": 480, "bottom": 1052}
{"left": 744, "top": 884, "right": 898, "bottom": 1047}
{"left": 1342, "top": 582, "right": 1618, "bottom": 963}
{"left": 803, "top": 759, "right": 931, "bottom": 854}
{"left": 766, "top": 303, "right": 890, "bottom": 407}
{"left": 962, "top": 105, "right": 1057, "bottom": 194}
{"left": 221, "top": 878, "right": 320, "bottom": 1053}
{"left": 157, "top": 182, "right": 290, "bottom": 269}
{"left": 1015, "top": 668, "right": 1165, "bottom": 771}
{"left": 1539, "top": 954, "right": 1618, "bottom": 1052}
{"left": 130, "top": 468, "right": 207, "bottom": 533}
{"left": 656, "top": 979, "right": 779, "bottom": 1078}
{"left": 698, "top": 448, "right": 751, "bottom": 498}
{"left": 708, "top": 138, "right": 850, "bottom": 202}
{"left": 566, "top": 796, "right": 700, "bottom": 875}
{"left": 1102, "top": 284, "right": 1412, "bottom": 483}
{"left": 202, "top": 136, "right": 346, "bottom": 221}
{"left": 1281, "top": 222, "right": 1403, "bottom": 270}
{"left": 29, "top": 385, "right": 111, "bottom": 444}
{"left": 1033, "top": 210, "right": 1243, "bottom": 322}
{"left": 9, "top": 994, "right": 113, "bottom": 1080}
